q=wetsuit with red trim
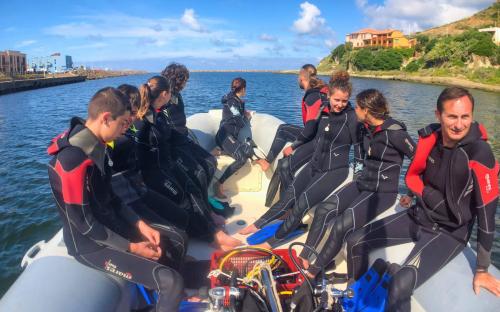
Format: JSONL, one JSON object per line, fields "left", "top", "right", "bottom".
{"left": 302, "top": 117, "right": 416, "bottom": 275}
{"left": 47, "top": 117, "right": 186, "bottom": 311}
{"left": 255, "top": 104, "right": 363, "bottom": 247}
{"left": 136, "top": 107, "right": 218, "bottom": 242}
{"left": 275, "top": 86, "right": 331, "bottom": 194}
{"left": 346, "top": 122, "right": 498, "bottom": 312}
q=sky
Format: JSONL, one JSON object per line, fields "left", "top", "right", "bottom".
{"left": 0, "top": 0, "right": 495, "bottom": 71}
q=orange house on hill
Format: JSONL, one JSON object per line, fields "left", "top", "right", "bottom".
{"left": 346, "top": 29, "right": 415, "bottom": 48}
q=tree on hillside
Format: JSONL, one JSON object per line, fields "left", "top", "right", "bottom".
{"left": 424, "top": 39, "right": 468, "bottom": 67}
{"left": 456, "top": 30, "right": 496, "bottom": 57}
{"left": 352, "top": 49, "right": 374, "bottom": 71}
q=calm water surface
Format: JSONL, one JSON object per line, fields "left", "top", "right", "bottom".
{"left": 0, "top": 72, "right": 498, "bottom": 296}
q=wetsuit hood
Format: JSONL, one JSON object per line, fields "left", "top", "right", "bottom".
{"left": 364, "top": 117, "right": 407, "bottom": 134}
{"left": 417, "top": 121, "right": 487, "bottom": 146}
{"left": 47, "top": 117, "right": 108, "bottom": 173}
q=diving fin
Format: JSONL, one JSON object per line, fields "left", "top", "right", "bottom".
{"left": 246, "top": 220, "right": 305, "bottom": 245}
{"left": 342, "top": 258, "right": 388, "bottom": 312}
{"left": 360, "top": 271, "right": 391, "bottom": 312}
{"left": 265, "top": 165, "right": 281, "bottom": 207}
{"left": 208, "top": 197, "right": 235, "bottom": 218}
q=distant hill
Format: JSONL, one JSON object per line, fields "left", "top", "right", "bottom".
{"left": 418, "top": 2, "right": 499, "bottom": 38}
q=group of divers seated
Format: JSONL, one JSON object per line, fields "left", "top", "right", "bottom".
{"left": 46, "top": 62, "right": 499, "bottom": 311}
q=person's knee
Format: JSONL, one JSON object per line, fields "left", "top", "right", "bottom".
{"left": 155, "top": 267, "right": 184, "bottom": 295}
{"left": 387, "top": 266, "right": 415, "bottom": 312}
{"left": 315, "top": 196, "right": 340, "bottom": 218}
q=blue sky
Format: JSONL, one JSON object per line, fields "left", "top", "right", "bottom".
{"left": 0, "top": 0, "right": 494, "bottom": 70}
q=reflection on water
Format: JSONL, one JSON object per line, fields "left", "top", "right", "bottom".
{"left": 0, "top": 72, "right": 498, "bottom": 296}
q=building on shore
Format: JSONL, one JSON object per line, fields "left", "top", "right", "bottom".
{"left": 0, "top": 50, "right": 27, "bottom": 75}
{"left": 345, "top": 29, "right": 415, "bottom": 48}
{"left": 28, "top": 53, "right": 73, "bottom": 73}
{"left": 479, "top": 27, "right": 500, "bottom": 46}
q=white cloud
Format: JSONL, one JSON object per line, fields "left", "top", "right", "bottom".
{"left": 67, "top": 42, "right": 108, "bottom": 50}
{"left": 181, "top": 9, "right": 205, "bottom": 32}
{"left": 324, "top": 39, "right": 336, "bottom": 48}
{"left": 15, "top": 40, "right": 37, "bottom": 48}
{"left": 260, "top": 33, "right": 277, "bottom": 42}
{"left": 356, "top": 0, "right": 494, "bottom": 33}
{"left": 293, "top": 2, "right": 326, "bottom": 34}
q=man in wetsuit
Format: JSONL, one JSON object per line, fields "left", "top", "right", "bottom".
{"left": 256, "top": 64, "right": 330, "bottom": 203}
{"left": 346, "top": 87, "right": 500, "bottom": 311}
{"left": 47, "top": 87, "right": 186, "bottom": 311}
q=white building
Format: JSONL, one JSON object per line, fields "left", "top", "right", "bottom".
{"left": 479, "top": 27, "right": 500, "bottom": 46}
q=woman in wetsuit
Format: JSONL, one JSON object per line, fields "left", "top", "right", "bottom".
{"left": 239, "top": 71, "right": 363, "bottom": 246}
{"left": 109, "top": 84, "right": 191, "bottom": 230}
{"left": 213, "top": 77, "right": 254, "bottom": 198}
{"left": 135, "top": 76, "right": 242, "bottom": 250}
{"left": 256, "top": 64, "right": 330, "bottom": 203}
{"left": 161, "top": 63, "right": 218, "bottom": 193}
{"left": 300, "top": 89, "right": 416, "bottom": 276}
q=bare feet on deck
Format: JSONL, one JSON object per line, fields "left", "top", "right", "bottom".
{"left": 238, "top": 223, "right": 259, "bottom": 235}
{"left": 214, "top": 230, "right": 242, "bottom": 250}
{"left": 213, "top": 181, "right": 227, "bottom": 199}
{"left": 300, "top": 257, "right": 310, "bottom": 269}
{"left": 211, "top": 147, "right": 222, "bottom": 156}
{"left": 211, "top": 212, "right": 226, "bottom": 227}
{"left": 255, "top": 159, "right": 270, "bottom": 171}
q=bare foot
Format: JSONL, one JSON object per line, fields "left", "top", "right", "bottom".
{"left": 211, "top": 147, "right": 222, "bottom": 156}
{"left": 305, "top": 270, "right": 315, "bottom": 279}
{"left": 255, "top": 159, "right": 270, "bottom": 171}
{"left": 213, "top": 181, "right": 227, "bottom": 199}
{"left": 238, "top": 223, "right": 259, "bottom": 235}
{"left": 215, "top": 230, "right": 242, "bottom": 247}
{"left": 300, "top": 258, "right": 310, "bottom": 269}
{"left": 186, "top": 296, "right": 203, "bottom": 302}
{"left": 211, "top": 212, "right": 226, "bottom": 227}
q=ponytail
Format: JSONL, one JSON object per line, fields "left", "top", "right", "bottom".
{"left": 137, "top": 83, "right": 152, "bottom": 119}
{"left": 356, "top": 89, "right": 390, "bottom": 120}
{"left": 301, "top": 64, "right": 326, "bottom": 89}
{"left": 231, "top": 77, "right": 246, "bottom": 94}
{"left": 137, "top": 76, "right": 171, "bottom": 120}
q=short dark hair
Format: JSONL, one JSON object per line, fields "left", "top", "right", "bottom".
{"left": 161, "top": 63, "right": 189, "bottom": 94}
{"left": 117, "top": 84, "right": 140, "bottom": 111}
{"left": 437, "top": 87, "right": 474, "bottom": 113}
{"left": 300, "top": 63, "right": 326, "bottom": 89}
{"left": 88, "top": 87, "right": 130, "bottom": 120}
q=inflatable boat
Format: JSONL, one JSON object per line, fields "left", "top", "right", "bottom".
{"left": 1, "top": 110, "right": 499, "bottom": 311}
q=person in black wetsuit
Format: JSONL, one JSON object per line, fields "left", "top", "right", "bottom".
{"left": 346, "top": 87, "right": 500, "bottom": 311}
{"left": 213, "top": 77, "right": 254, "bottom": 198}
{"left": 161, "top": 63, "right": 218, "bottom": 191}
{"left": 300, "top": 89, "right": 416, "bottom": 276}
{"left": 135, "top": 76, "right": 242, "bottom": 250}
{"left": 47, "top": 87, "right": 186, "bottom": 311}
{"left": 239, "top": 71, "right": 363, "bottom": 245}
{"left": 110, "top": 84, "right": 191, "bottom": 230}
{"left": 255, "top": 64, "right": 330, "bottom": 203}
